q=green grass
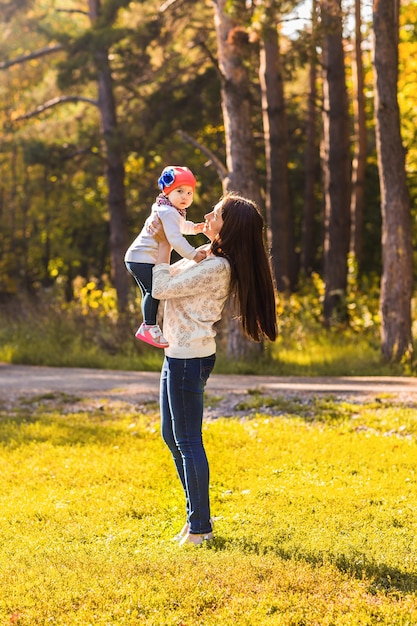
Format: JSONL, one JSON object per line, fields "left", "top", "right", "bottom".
{"left": 1, "top": 277, "right": 414, "bottom": 376}
{"left": 0, "top": 304, "right": 408, "bottom": 376}
{"left": 1, "top": 392, "right": 416, "bottom": 625}
{"left": 0, "top": 305, "right": 165, "bottom": 372}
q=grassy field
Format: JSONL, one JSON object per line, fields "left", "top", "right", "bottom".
{"left": 1, "top": 390, "right": 416, "bottom": 625}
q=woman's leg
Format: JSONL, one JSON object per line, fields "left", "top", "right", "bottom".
{"left": 125, "top": 261, "right": 159, "bottom": 325}
{"left": 161, "top": 355, "right": 216, "bottom": 535}
{"left": 160, "top": 357, "right": 188, "bottom": 515}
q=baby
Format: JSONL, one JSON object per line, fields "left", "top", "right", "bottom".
{"left": 125, "top": 165, "right": 205, "bottom": 348}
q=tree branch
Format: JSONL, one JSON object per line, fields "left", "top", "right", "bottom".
{"left": 0, "top": 45, "right": 64, "bottom": 70}
{"left": 13, "top": 96, "right": 99, "bottom": 121}
{"left": 176, "top": 130, "right": 227, "bottom": 181}
{"left": 56, "top": 8, "right": 89, "bottom": 16}
{"left": 159, "top": 0, "right": 178, "bottom": 12}
{"left": 194, "top": 38, "right": 221, "bottom": 77}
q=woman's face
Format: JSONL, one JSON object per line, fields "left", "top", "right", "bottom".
{"left": 203, "top": 202, "right": 224, "bottom": 241}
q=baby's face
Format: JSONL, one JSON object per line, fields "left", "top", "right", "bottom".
{"left": 166, "top": 186, "right": 194, "bottom": 210}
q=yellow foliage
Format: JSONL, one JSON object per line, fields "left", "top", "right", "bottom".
{"left": 72, "top": 276, "right": 118, "bottom": 317}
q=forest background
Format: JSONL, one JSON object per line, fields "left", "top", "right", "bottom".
{"left": 0, "top": 0, "right": 416, "bottom": 375}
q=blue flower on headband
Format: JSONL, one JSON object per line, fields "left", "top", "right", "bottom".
{"left": 158, "top": 168, "right": 175, "bottom": 191}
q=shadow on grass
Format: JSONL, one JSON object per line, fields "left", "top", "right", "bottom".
{"left": 208, "top": 536, "right": 417, "bottom": 595}
{"left": 233, "top": 392, "right": 354, "bottom": 422}
{"left": 0, "top": 415, "right": 132, "bottom": 447}
{"left": 0, "top": 393, "right": 143, "bottom": 447}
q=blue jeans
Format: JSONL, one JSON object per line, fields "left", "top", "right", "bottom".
{"left": 160, "top": 355, "right": 216, "bottom": 534}
{"left": 125, "top": 261, "right": 159, "bottom": 325}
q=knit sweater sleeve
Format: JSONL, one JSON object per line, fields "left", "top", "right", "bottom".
{"left": 152, "top": 255, "right": 230, "bottom": 300}
{"left": 157, "top": 205, "right": 197, "bottom": 260}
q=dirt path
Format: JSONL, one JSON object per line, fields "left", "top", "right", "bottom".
{"left": 1, "top": 364, "right": 417, "bottom": 415}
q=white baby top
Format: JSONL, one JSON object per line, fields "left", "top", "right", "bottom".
{"left": 124, "top": 202, "right": 198, "bottom": 264}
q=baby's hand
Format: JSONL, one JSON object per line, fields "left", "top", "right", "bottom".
{"left": 193, "top": 249, "right": 207, "bottom": 263}
{"left": 193, "top": 222, "right": 205, "bottom": 234}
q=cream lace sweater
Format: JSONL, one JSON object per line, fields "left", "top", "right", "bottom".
{"left": 152, "top": 248, "right": 231, "bottom": 358}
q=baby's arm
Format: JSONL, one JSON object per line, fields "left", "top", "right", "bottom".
{"left": 181, "top": 219, "right": 205, "bottom": 235}
{"left": 158, "top": 207, "right": 200, "bottom": 260}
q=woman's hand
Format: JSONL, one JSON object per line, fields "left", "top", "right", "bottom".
{"left": 148, "top": 215, "right": 167, "bottom": 243}
{"left": 148, "top": 215, "right": 172, "bottom": 264}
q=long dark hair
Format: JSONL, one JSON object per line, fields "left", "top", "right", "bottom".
{"left": 211, "top": 193, "right": 278, "bottom": 342}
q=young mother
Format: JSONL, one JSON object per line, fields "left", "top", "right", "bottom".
{"left": 151, "top": 193, "right": 277, "bottom": 545}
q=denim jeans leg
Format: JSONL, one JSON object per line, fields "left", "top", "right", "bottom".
{"left": 160, "top": 358, "right": 188, "bottom": 515}
{"left": 160, "top": 355, "right": 216, "bottom": 535}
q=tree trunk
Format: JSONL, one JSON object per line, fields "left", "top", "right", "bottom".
{"left": 212, "top": 0, "right": 264, "bottom": 358}
{"left": 22, "top": 167, "right": 31, "bottom": 290}
{"left": 301, "top": 0, "right": 319, "bottom": 277}
{"left": 373, "top": 0, "right": 413, "bottom": 361}
{"left": 213, "top": 0, "right": 261, "bottom": 206}
{"left": 259, "top": 24, "right": 297, "bottom": 292}
{"left": 349, "top": 0, "right": 367, "bottom": 269}
{"left": 88, "top": 0, "right": 129, "bottom": 312}
{"left": 320, "top": 0, "right": 351, "bottom": 324}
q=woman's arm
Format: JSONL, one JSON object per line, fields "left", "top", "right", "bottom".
{"left": 152, "top": 256, "right": 230, "bottom": 300}
{"left": 155, "top": 240, "right": 171, "bottom": 265}
{"left": 149, "top": 216, "right": 172, "bottom": 264}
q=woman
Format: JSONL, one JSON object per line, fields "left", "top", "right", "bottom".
{"left": 151, "top": 193, "right": 277, "bottom": 545}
